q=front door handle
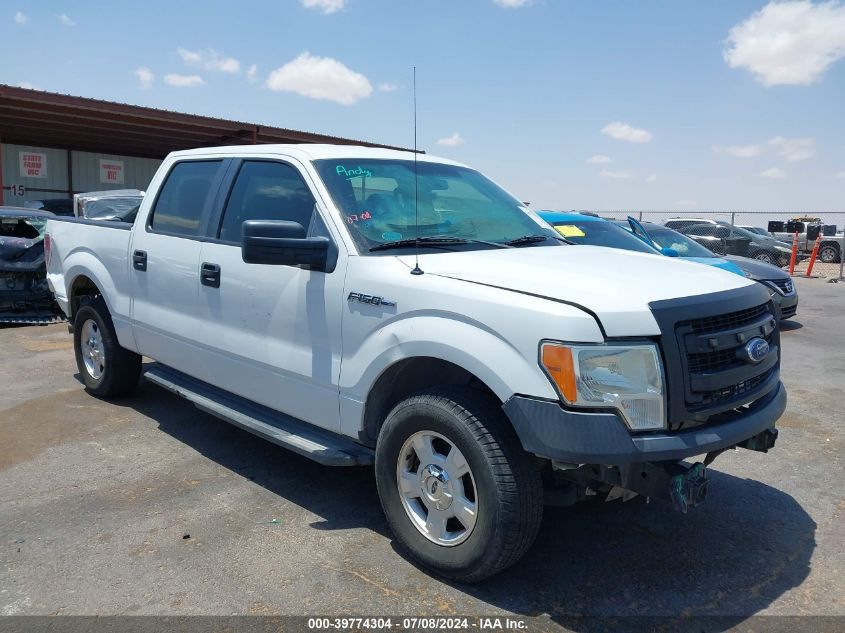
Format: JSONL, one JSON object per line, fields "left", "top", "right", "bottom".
{"left": 133, "top": 250, "right": 147, "bottom": 271}
{"left": 200, "top": 262, "right": 221, "bottom": 288}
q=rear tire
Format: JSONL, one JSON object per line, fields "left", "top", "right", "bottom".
{"left": 375, "top": 388, "right": 542, "bottom": 582}
{"left": 819, "top": 245, "right": 840, "bottom": 264}
{"left": 73, "top": 296, "right": 141, "bottom": 397}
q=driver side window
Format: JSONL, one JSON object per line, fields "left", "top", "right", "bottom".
{"left": 218, "top": 160, "right": 317, "bottom": 244}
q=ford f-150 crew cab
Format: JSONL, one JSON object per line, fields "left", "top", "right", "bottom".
{"left": 46, "top": 145, "right": 785, "bottom": 581}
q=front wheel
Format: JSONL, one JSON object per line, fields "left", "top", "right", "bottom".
{"left": 753, "top": 251, "right": 776, "bottom": 265}
{"left": 375, "top": 388, "right": 542, "bottom": 582}
{"left": 73, "top": 296, "right": 141, "bottom": 397}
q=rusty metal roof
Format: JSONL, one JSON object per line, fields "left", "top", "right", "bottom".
{"left": 0, "top": 84, "right": 412, "bottom": 158}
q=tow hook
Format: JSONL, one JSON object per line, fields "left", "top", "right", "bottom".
{"left": 669, "top": 462, "right": 708, "bottom": 514}
{"left": 738, "top": 428, "right": 778, "bottom": 453}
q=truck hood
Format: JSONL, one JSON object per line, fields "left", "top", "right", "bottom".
{"left": 398, "top": 245, "right": 754, "bottom": 336}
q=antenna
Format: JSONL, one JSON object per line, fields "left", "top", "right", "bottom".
{"left": 410, "top": 65, "right": 424, "bottom": 276}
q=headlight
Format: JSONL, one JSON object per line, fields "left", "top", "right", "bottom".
{"left": 540, "top": 342, "right": 666, "bottom": 430}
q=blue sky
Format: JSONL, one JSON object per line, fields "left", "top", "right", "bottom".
{"left": 3, "top": 0, "right": 844, "bottom": 211}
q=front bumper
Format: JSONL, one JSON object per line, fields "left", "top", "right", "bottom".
{"left": 771, "top": 291, "right": 798, "bottom": 320}
{"left": 503, "top": 381, "right": 786, "bottom": 465}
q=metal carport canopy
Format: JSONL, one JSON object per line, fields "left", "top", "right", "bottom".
{"left": 0, "top": 84, "right": 412, "bottom": 159}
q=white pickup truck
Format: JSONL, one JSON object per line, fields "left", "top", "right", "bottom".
{"left": 46, "top": 144, "right": 785, "bottom": 581}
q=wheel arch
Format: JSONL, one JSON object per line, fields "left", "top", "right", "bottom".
{"left": 361, "top": 357, "right": 503, "bottom": 446}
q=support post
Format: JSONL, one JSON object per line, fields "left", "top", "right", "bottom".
{"left": 66, "top": 149, "right": 73, "bottom": 199}
{"left": 0, "top": 134, "right": 4, "bottom": 206}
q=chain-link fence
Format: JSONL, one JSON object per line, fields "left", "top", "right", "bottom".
{"left": 594, "top": 211, "right": 845, "bottom": 279}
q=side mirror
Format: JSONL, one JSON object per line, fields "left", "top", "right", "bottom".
{"left": 661, "top": 247, "right": 679, "bottom": 257}
{"left": 241, "top": 220, "right": 330, "bottom": 271}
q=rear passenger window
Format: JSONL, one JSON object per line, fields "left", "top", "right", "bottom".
{"left": 218, "top": 161, "right": 317, "bottom": 243}
{"left": 149, "top": 160, "right": 222, "bottom": 236}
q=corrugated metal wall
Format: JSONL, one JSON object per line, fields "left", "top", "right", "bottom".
{"left": 71, "top": 150, "right": 161, "bottom": 194}
{"left": 1, "top": 143, "right": 69, "bottom": 206}
{"left": 1, "top": 143, "right": 161, "bottom": 207}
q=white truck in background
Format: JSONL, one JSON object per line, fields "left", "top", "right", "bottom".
{"left": 46, "top": 145, "right": 785, "bottom": 581}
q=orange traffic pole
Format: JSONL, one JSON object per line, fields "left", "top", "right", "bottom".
{"left": 805, "top": 234, "right": 822, "bottom": 277}
{"left": 788, "top": 231, "right": 799, "bottom": 275}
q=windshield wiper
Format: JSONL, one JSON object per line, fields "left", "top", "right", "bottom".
{"left": 504, "top": 234, "right": 573, "bottom": 246}
{"left": 369, "top": 236, "right": 512, "bottom": 252}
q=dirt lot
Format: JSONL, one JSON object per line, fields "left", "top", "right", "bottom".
{"left": 1, "top": 278, "right": 843, "bottom": 627}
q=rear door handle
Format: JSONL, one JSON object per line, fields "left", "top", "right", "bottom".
{"left": 133, "top": 250, "right": 147, "bottom": 271}
{"left": 200, "top": 262, "right": 221, "bottom": 288}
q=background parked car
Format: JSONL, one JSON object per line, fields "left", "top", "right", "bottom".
{"left": 622, "top": 220, "right": 798, "bottom": 320}
{"left": 73, "top": 189, "right": 145, "bottom": 223}
{"left": 738, "top": 225, "right": 773, "bottom": 237}
{"left": 23, "top": 198, "right": 74, "bottom": 217}
{"left": 0, "top": 207, "right": 63, "bottom": 324}
{"left": 681, "top": 223, "right": 795, "bottom": 266}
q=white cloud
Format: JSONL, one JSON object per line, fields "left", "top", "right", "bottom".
{"left": 769, "top": 136, "right": 814, "bottom": 161}
{"left": 18, "top": 81, "right": 40, "bottom": 90}
{"left": 586, "top": 154, "right": 612, "bottom": 164}
{"left": 712, "top": 144, "right": 763, "bottom": 158}
{"left": 266, "top": 52, "right": 372, "bottom": 105}
{"left": 378, "top": 82, "right": 398, "bottom": 92}
{"left": 247, "top": 64, "right": 258, "bottom": 84}
{"left": 836, "top": 171, "right": 845, "bottom": 179}
{"left": 646, "top": 174, "right": 657, "bottom": 183}
{"left": 437, "top": 132, "right": 466, "bottom": 147}
{"left": 760, "top": 167, "right": 787, "bottom": 179}
{"left": 493, "top": 0, "right": 532, "bottom": 7}
{"left": 134, "top": 67, "right": 154, "bottom": 89}
{"left": 600, "top": 169, "right": 634, "bottom": 179}
{"left": 724, "top": 0, "right": 845, "bottom": 86}
{"left": 301, "top": 0, "right": 346, "bottom": 14}
{"left": 164, "top": 73, "right": 205, "bottom": 88}
{"left": 14, "top": 11, "right": 28, "bottom": 24}
{"left": 57, "top": 13, "right": 76, "bottom": 26}
{"left": 178, "top": 47, "right": 240, "bottom": 74}
{"left": 601, "top": 121, "right": 653, "bottom": 143}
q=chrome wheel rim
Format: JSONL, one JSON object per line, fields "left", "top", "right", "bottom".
{"left": 755, "top": 253, "right": 773, "bottom": 263}
{"left": 81, "top": 319, "right": 105, "bottom": 380}
{"left": 396, "top": 430, "right": 478, "bottom": 547}
{"left": 819, "top": 248, "right": 836, "bottom": 263}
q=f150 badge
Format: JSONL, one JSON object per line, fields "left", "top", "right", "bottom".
{"left": 348, "top": 292, "right": 396, "bottom": 307}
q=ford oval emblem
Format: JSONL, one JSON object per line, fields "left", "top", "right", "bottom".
{"left": 744, "top": 337, "right": 770, "bottom": 363}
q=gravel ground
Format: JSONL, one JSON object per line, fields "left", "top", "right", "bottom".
{"left": 1, "top": 277, "right": 843, "bottom": 629}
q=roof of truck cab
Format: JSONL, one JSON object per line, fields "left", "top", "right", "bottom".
{"left": 167, "top": 144, "right": 468, "bottom": 167}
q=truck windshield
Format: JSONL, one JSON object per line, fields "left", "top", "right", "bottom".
{"left": 313, "top": 159, "right": 559, "bottom": 253}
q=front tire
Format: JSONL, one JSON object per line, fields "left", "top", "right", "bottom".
{"left": 375, "top": 388, "right": 542, "bottom": 582}
{"left": 753, "top": 251, "right": 775, "bottom": 265}
{"left": 73, "top": 296, "right": 141, "bottom": 397}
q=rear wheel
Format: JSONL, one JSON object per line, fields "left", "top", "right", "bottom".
{"left": 73, "top": 296, "right": 141, "bottom": 397}
{"left": 819, "top": 245, "right": 840, "bottom": 264}
{"left": 375, "top": 388, "right": 542, "bottom": 582}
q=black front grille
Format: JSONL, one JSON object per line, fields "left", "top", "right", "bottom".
{"left": 781, "top": 304, "right": 797, "bottom": 319}
{"left": 650, "top": 286, "right": 782, "bottom": 428}
{"left": 690, "top": 367, "right": 776, "bottom": 410}
{"left": 686, "top": 303, "right": 769, "bottom": 334}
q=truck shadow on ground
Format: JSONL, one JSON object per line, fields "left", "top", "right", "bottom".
{"left": 111, "top": 379, "right": 815, "bottom": 630}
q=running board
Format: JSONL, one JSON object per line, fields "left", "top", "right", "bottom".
{"left": 143, "top": 364, "right": 373, "bottom": 467}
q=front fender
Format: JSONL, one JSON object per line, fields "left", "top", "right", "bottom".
{"left": 340, "top": 312, "right": 560, "bottom": 405}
